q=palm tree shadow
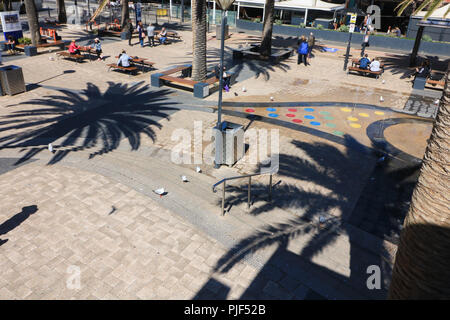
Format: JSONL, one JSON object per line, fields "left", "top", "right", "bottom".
{"left": 202, "top": 135, "right": 419, "bottom": 299}
{"left": 0, "top": 82, "right": 179, "bottom": 165}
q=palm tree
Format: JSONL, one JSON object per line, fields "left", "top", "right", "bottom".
{"left": 23, "top": 0, "right": 42, "bottom": 46}
{"left": 121, "top": 0, "right": 130, "bottom": 29}
{"left": 191, "top": 0, "right": 207, "bottom": 81}
{"left": 56, "top": 0, "right": 67, "bottom": 24}
{"left": 389, "top": 0, "right": 450, "bottom": 299}
{"left": 259, "top": 0, "right": 275, "bottom": 57}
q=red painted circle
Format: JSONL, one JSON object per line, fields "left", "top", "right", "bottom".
{"left": 288, "top": 108, "right": 297, "bottom": 112}
{"left": 245, "top": 108, "right": 255, "bottom": 113}
{"left": 292, "top": 119, "right": 303, "bottom": 123}
{"left": 286, "top": 114, "right": 295, "bottom": 117}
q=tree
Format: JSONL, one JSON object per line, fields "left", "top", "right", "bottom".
{"left": 23, "top": 0, "right": 42, "bottom": 46}
{"left": 56, "top": 0, "right": 67, "bottom": 24}
{"left": 389, "top": 0, "right": 450, "bottom": 299}
{"left": 121, "top": 0, "right": 130, "bottom": 29}
{"left": 259, "top": 0, "right": 275, "bottom": 57}
{"left": 191, "top": 0, "right": 207, "bottom": 81}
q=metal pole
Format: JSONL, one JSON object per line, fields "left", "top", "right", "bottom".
{"left": 248, "top": 176, "right": 251, "bottom": 209}
{"left": 269, "top": 174, "right": 272, "bottom": 201}
{"left": 181, "top": 0, "right": 184, "bottom": 23}
{"left": 222, "top": 181, "right": 226, "bottom": 215}
{"left": 343, "top": 31, "right": 352, "bottom": 71}
{"left": 217, "top": 11, "right": 226, "bottom": 128}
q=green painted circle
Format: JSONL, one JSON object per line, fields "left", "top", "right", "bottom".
{"left": 323, "top": 116, "right": 334, "bottom": 120}
{"left": 319, "top": 111, "right": 331, "bottom": 115}
{"left": 333, "top": 130, "right": 345, "bottom": 136}
{"left": 326, "top": 123, "right": 336, "bottom": 128}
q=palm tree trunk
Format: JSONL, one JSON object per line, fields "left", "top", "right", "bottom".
{"left": 121, "top": 0, "right": 130, "bottom": 29}
{"left": 389, "top": 63, "right": 450, "bottom": 299}
{"left": 260, "top": 0, "right": 274, "bottom": 57}
{"left": 191, "top": 0, "right": 207, "bottom": 82}
{"left": 24, "top": 0, "right": 42, "bottom": 47}
{"left": 56, "top": 0, "right": 67, "bottom": 24}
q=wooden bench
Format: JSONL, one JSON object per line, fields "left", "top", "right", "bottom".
{"left": 56, "top": 51, "right": 85, "bottom": 62}
{"left": 107, "top": 63, "right": 138, "bottom": 75}
{"left": 347, "top": 66, "right": 383, "bottom": 79}
{"left": 426, "top": 79, "right": 445, "bottom": 87}
{"left": 16, "top": 40, "right": 65, "bottom": 50}
{"left": 159, "top": 75, "right": 197, "bottom": 87}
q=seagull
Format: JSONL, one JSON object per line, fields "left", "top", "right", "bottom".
{"left": 181, "top": 175, "right": 188, "bottom": 182}
{"left": 379, "top": 96, "right": 384, "bottom": 102}
{"left": 196, "top": 166, "right": 201, "bottom": 173}
{"left": 153, "top": 188, "right": 166, "bottom": 198}
{"left": 434, "top": 99, "right": 440, "bottom": 105}
{"left": 382, "top": 79, "right": 385, "bottom": 84}
{"left": 270, "top": 96, "right": 274, "bottom": 101}
{"left": 242, "top": 87, "right": 246, "bottom": 92}
{"left": 48, "top": 143, "right": 54, "bottom": 153}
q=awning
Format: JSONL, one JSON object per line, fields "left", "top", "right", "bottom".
{"left": 234, "top": 0, "right": 345, "bottom": 12}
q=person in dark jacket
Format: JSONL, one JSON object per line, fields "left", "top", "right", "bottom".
{"left": 359, "top": 54, "right": 370, "bottom": 69}
{"left": 297, "top": 36, "right": 309, "bottom": 66}
{"left": 126, "top": 19, "right": 134, "bottom": 46}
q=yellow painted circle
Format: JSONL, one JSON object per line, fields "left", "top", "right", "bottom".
{"left": 340, "top": 107, "right": 352, "bottom": 112}
{"left": 374, "top": 111, "right": 385, "bottom": 115}
{"left": 347, "top": 117, "right": 359, "bottom": 122}
{"left": 350, "top": 123, "right": 362, "bottom": 128}
{"left": 359, "top": 112, "right": 369, "bottom": 117}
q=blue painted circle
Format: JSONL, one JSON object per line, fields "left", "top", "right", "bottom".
{"left": 304, "top": 115, "right": 315, "bottom": 120}
{"left": 304, "top": 108, "right": 315, "bottom": 112}
{"left": 310, "top": 121, "right": 321, "bottom": 126}
{"left": 266, "top": 107, "right": 277, "bottom": 112}
{"left": 268, "top": 113, "right": 279, "bottom": 118}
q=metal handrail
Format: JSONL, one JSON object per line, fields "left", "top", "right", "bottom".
{"left": 212, "top": 169, "right": 277, "bottom": 216}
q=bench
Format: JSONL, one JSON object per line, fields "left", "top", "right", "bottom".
{"left": 347, "top": 66, "right": 383, "bottom": 79}
{"left": 426, "top": 79, "right": 445, "bottom": 87}
{"left": 16, "top": 40, "right": 65, "bottom": 51}
{"left": 40, "top": 27, "right": 61, "bottom": 42}
{"left": 107, "top": 63, "right": 138, "bottom": 75}
{"left": 56, "top": 51, "right": 85, "bottom": 62}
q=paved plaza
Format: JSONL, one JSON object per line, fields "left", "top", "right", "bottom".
{"left": 0, "top": 18, "right": 445, "bottom": 300}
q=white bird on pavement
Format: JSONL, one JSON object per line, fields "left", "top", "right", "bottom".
{"left": 153, "top": 188, "right": 166, "bottom": 197}
{"left": 196, "top": 166, "right": 201, "bottom": 173}
{"left": 48, "top": 143, "right": 54, "bottom": 153}
{"left": 379, "top": 96, "right": 384, "bottom": 102}
{"left": 181, "top": 175, "right": 188, "bottom": 182}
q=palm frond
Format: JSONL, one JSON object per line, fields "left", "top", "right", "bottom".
{"left": 88, "top": 0, "right": 110, "bottom": 24}
{"left": 423, "top": 0, "right": 445, "bottom": 19}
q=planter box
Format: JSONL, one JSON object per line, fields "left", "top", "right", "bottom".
{"left": 24, "top": 46, "right": 37, "bottom": 57}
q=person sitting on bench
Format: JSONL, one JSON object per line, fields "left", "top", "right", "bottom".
{"left": 90, "top": 38, "right": 103, "bottom": 61}
{"left": 6, "top": 36, "right": 16, "bottom": 55}
{"left": 369, "top": 57, "right": 381, "bottom": 72}
{"left": 215, "top": 65, "right": 231, "bottom": 92}
{"left": 159, "top": 27, "right": 168, "bottom": 45}
{"left": 117, "top": 50, "right": 132, "bottom": 67}
{"left": 359, "top": 54, "right": 370, "bottom": 70}
{"left": 413, "top": 60, "right": 430, "bottom": 80}
{"left": 68, "top": 40, "right": 81, "bottom": 55}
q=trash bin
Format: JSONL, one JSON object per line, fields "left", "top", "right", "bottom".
{"left": 214, "top": 121, "right": 245, "bottom": 167}
{"left": 0, "top": 65, "right": 26, "bottom": 96}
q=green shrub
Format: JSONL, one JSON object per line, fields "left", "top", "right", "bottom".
{"left": 299, "top": 23, "right": 306, "bottom": 28}
{"left": 275, "top": 19, "right": 282, "bottom": 25}
{"left": 422, "top": 34, "right": 432, "bottom": 42}
{"left": 252, "top": 18, "right": 261, "bottom": 23}
{"left": 316, "top": 24, "right": 324, "bottom": 30}
{"left": 18, "top": 37, "right": 32, "bottom": 45}
{"left": 338, "top": 25, "right": 349, "bottom": 32}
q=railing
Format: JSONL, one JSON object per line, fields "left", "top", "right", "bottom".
{"left": 212, "top": 170, "right": 276, "bottom": 216}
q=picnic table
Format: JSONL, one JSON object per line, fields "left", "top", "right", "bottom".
{"left": 64, "top": 45, "right": 96, "bottom": 61}
{"left": 114, "top": 55, "right": 155, "bottom": 72}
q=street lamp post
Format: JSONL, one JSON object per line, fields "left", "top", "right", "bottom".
{"left": 214, "top": 0, "right": 235, "bottom": 168}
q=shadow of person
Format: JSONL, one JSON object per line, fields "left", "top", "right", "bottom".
{"left": 0, "top": 205, "right": 38, "bottom": 237}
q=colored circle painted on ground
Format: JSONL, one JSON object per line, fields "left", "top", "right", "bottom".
{"left": 323, "top": 116, "right": 334, "bottom": 120}
{"left": 292, "top": 119, "right": 303, "bottom": 123}
{"left": 304, "top": 115, "right": 315, "bottom": 120}
{"left": 359, "top": 112, "right": 369, "bottom": 117}
{"left": 319, "top": 111, "right": 331, "bottom": 115}
{"left": 340, "top": 107, "right": 352, "bottom": 112}
{"left": 333, "top": 131, "right": 345, "bottom": 136}
{"left": 268, "top": 113, "right": 278, "bottom": 118}
{"left": 326, "top": 123, "right": 336, "bottom": 128}
{"left": 347, "top": 116, "right": 359, "bottom": 122}
{"left": 304, "top": 108, "right": 315, "bottom": 112}
{"left": 350, "top": 123, "right": 362, "bottom": 128}
{"left": 310, "top": 121, "right": 321, "bottom": 126}
{"left": 266, "top": 107, "right": 277, "bottom": 112}
{"left": 374, "top": 111, "right": 385, "bottom": 115}
{"left": 245, "top": 108, "right": 255, "bottom": 113}
{"left": 288, "top": 108, "right": 298, "bottom": 112}
{"left": 286, "top": 114, "right": 296, "bottom": 117}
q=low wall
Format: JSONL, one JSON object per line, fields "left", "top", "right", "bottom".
{"left": 236, "top": 19, "right": 450, "bottom": 57}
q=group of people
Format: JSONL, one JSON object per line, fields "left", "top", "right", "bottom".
{"left": 358, "top": 54, "right": 381, "bottom": 72}
{"left": 68, "top": 38, "right": 103, "bottom": 61}
{"left": 297, "top": 33, "right": 315, "bottom": 66}
{"left": 125, "top": 19, "right": 168, "bottom": 47}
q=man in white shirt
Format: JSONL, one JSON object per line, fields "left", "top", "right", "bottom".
{"left": 117, "top": 50, "right": 131, "bottom": 67}
{"left": 147, "top": 24, "right": 155, "bottom": 47}
{"left": 369, "top": 58, "right": 381, "bottom": 72}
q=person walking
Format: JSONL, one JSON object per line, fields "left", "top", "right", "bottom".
{"left": 147, "top": 23, "right": 155, "bottom": 47}
{"left": 297, "top": 36, "right": 309, "bottom": 66}
{"left": 360, "top": 31, "right": 370, "bottom": 57}
{"left": 126, "top": 19, "right": 134, "bottom": 46}
{"left": 137, "top": 21, "right": 145, "bottom": 47}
